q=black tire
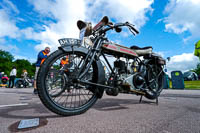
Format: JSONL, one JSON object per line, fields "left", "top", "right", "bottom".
{"left": 37, "top": 49, "right": 98, "bottom": 116}
{"left": 24, "top": 81, "right": 29, "bottom": 88}
{"left": 15, "top": 80, "right": 23, "bottom": 88}
{"left": 145, "top": 65, "right": 164, "bottom": 100}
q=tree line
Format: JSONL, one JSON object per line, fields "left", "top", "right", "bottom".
{"left": 193, "top": 63, "right": 200, "bottom": 75}
{"left": 0, "top": 49, "right": 36, "bottom": 78}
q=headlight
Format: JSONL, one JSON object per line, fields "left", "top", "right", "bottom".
{"left": 79, "top": 28, "right": 86, "bottom": 41}
{"left": 82, "top": 37, "right": 93, "bottom": 48}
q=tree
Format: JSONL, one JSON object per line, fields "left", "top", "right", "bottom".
{"left": 14, "top": 59, "right": 35, "bottom": 78}
{"left": 0, "top": 50, "right": 14, "bottom": 76}
{"left": 0, "top": 49, "right": 35, "bottom": 78}
{"left": 193, "top": 63, "right": 200, "bottom": 75}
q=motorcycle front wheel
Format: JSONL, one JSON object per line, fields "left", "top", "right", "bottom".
{"left": 37, "top": 49, "right": 98, "bottom": 116}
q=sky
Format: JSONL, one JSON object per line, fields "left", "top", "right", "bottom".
{"left": 0, "top": 0, "right": 200, "bottom": 75}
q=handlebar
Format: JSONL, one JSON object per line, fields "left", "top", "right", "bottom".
{"left": 95, "top": 21, "right": 139, "bottom": 36}
{"left": 125, "top": 22, "right": 139, "bottom": 34}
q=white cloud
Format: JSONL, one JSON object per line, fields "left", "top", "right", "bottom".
{"left": 1, "top": 0, "right": 19, "bottom": 14}
{"left": 13, "top": 54, "right": 36, "bottom": 63}
{"left": 86, "top": 0, "right": 154, "bottom": 29}
{"left": 166, "top": 53, "right": 199, "bottom": 75}
{"left": 27, "top": 0, "right": 154, "bottom": 52}
{"left": 0, "top": 9, "right": 19, "bottom": 38}
{"left": 0, "top": 44, "right": 19, "bottom": 52}
{"left": 27, "top": 0, "right": 87, "bottom": 52}
{"left": 0, "top": 0, "right": 20, "bottom": 39}
{"left": 154, "top": 51, "right": 165, "bottom": 57}
{"left": 163, "top": 0, "right": 200, "bottom": 40}
{"left": 34, "top": 42, "right": 52, "bottom": 53}
{"left": 0, "top": 38, "right": 5, "bottom": 43}
{"left": 27, "top": 0, "right": 54, "bottom": 17}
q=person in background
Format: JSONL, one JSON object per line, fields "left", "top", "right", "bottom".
{"left": 4, "top": 74, "right": 8, "bottom": 79}
{"left": 60, "top": 56, "right": 72, "bottom": 93}
{"left": 0, "top": 72, "right": 4, "bottom": 83}
{"left": 60, "top": 56, "right": 69, "bottom": 67}
{"left": 8, "top": 66, "right": 17, "bottom": 88}
{"left": 2, "top": 75, "right": 8, "bottom": 82}
{"left": 22, "top": 69, "right": 28, "bottom": 87}
{"left": 0, "top": 72, "right": 2, "bottom": 79}
{"left": 22, "top": 69, "right": 28, "bottom": 79}
{"left": 33, "top": 47, "right": 50, "bottom": 94}
{"left": 1, "top": 74, "right": 9, "bottom": 87}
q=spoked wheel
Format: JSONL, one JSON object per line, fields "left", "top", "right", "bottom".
{"left": 45, "top": 69, "right": 67, "bottom": 97}
{"left": 15, "top": 80, "right": 23, "bottom": 88}
{"left": 37, "top": 49, "right": 98, "bottom": 116}
{"left": 145, "top": 65, "right": 164, "bottom": 100}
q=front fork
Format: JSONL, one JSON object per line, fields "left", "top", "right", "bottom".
{"left": 77, "top": 39, "right": 103, "bottom": 80}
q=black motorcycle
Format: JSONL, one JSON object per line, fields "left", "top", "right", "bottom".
{"left": 37, "top": 16, "right": 166, "bottom": 116}
{"left": 15, "top": 77, "right": 33, "bottom": 88}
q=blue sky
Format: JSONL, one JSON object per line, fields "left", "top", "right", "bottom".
{"left": 0, "top": 0, "right": 200, "bottom": 74}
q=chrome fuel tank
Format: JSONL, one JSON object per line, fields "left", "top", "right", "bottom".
{"left": 102, "top": 42, "right": 138, "bottom": 58}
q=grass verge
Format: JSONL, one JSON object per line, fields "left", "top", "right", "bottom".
{"left": 169, "top": 80, "right": 200, "bottom": 90}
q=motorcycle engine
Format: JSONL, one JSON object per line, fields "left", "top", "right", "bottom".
{"left": 114, "top": 60, "right": 126, "bottom": 74}
{"left": 106, "top": 60, "right": 126, "bottom": 96}
{"left": 114, "top": 59, "right": 145, "bottom": 91}
{"left": 106, "top": 59, "right": 146, "bottom": 96}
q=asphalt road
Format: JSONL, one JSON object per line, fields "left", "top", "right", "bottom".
{"left": 0, "top": 87, "right": 200, "bottom": 133}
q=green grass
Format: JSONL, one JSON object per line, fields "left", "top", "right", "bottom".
{"left": 169, "top": 80, "right": 200, "bottom": 90}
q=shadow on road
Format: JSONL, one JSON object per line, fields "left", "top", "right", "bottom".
{"left": 0, "top": 102, "right": 60, "bottom": 120}
{"left": 92, "top": 97, "right": 158, "bottom": 111}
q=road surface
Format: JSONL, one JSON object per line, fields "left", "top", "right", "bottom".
{"left": 0, "top": 87, "right": 200, "bottom": 133}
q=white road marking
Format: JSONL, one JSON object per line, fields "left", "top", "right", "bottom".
{"left": 0, "top": 93, "right": 18, "bottom": 95}
{"left": 0, "top": 103, "right": 28, "bottom": 108}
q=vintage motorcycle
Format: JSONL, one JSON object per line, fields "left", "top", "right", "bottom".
{"left": 37, "top": 16, "right": 166, "bottom": 116}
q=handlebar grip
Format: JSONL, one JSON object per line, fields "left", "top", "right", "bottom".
{"left": 131, "top": 27, "right": 139, "bottom": 34}
{"left": 125, "top": 22, "right": 139, "bottom": 34}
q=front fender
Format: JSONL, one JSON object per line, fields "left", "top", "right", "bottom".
{"left": 58, "top": 44, "right": 88, "bottom": 54}
{"left": 59, "top": 45, "right": 105, "bottom": 98}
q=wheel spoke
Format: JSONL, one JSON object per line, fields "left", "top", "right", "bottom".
{"left": 146, "top": 65, "right": 163, "bottom": 95}
{"left": 42, "top": 52, "right": 97, "bottom": 112}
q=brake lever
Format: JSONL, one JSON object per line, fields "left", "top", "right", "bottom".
{"left": 129, "top": 27, "right": 136, "bottom": 36}
{"left": 126, "top": 22, "right": 139, "bottom": 35}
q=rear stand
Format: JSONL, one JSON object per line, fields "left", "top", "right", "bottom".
{"left": 139, "top": 95, "right": 158, "bottom": 105}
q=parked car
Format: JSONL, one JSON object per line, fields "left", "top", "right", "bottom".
{"left": 183, "top": 71, "right": 198, "bottom": 81}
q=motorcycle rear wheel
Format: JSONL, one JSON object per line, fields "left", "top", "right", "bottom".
{"left": 37, "top": 49, "right": 98, "bottom": 116}
{"left": 145, "top": 65, "right": 164, "bottom": 100}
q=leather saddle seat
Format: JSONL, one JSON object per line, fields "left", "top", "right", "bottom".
{"left": 130, "top": 45, "right": 153, "bottom": 56}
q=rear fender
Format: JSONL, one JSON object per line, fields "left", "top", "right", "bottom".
{"left": 144, "top": 53, "right": 166, "bottom": 66}
{"left": 59, "top": 45, "right": 105, "bottom": 98}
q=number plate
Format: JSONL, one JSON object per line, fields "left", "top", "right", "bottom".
{"left": 58, "top": 38, "right": 81, "bottom": 46}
